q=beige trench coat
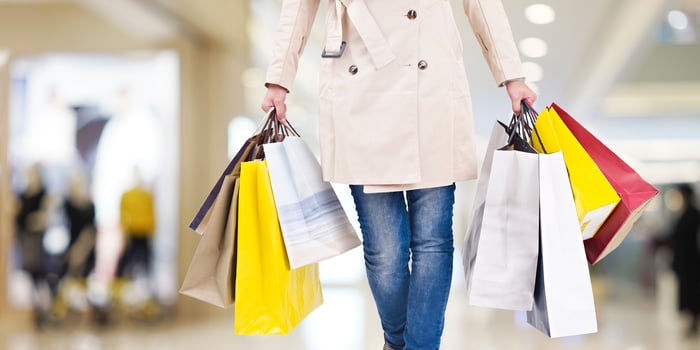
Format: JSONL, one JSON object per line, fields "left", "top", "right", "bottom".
{"left": 266, "top": 0, "right": 524, "bottom": 192}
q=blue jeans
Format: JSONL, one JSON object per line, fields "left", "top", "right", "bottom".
{"left": 350, "top": 184, "right": 456, "bottom": 350}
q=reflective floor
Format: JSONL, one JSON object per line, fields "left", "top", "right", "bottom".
{"left": 2, "top": 266, "right": 700, "bottom": 350}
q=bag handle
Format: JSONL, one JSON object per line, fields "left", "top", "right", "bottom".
{"left": 505, "top": 100, "right": 547, "bottom": 154}
{"left": 247, "top": 109, "right": 302, "bottom": 161}
{"left": 522, "top": 101, "right": 547, "bottom": 154}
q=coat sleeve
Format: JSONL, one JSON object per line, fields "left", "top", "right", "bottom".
{"left": 265, "top": 0, "right": 321, "bottom": 92}
{"left": 463, "top": 0, "right": 524, "bottom": 87}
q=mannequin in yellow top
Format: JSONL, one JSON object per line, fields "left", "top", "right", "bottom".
{"left": 120, "top": 186, "right": 155, "bottom": 237}
{"left": 117, "top": 170, "right": 155, "bottom": 279}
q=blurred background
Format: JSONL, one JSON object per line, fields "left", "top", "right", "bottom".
{"left": 0, "top": 0, "right": 699, "bottom": 349}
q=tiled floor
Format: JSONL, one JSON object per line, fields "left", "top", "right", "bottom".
{"left": 2, "top": 267, "right": 700, "bottom": 350}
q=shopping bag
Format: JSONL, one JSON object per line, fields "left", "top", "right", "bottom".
{"left": 468, "top": 128, "right": 540, "bottom": 311}
{"left": 180, "top": 175, "right": 239, "bottom": 307}
{"left": 527, "top": 151, "right": 598, "bottom": 338}
{"left": 234, "top": 160, "right": 323, "bottom": 335}
{"left": 532, "top": 107, "right": 620, "bottom": 239}
{"left": 462, "top": 121, "right": 509, "bottom": 294}
{"left": 551, "top": 103, "right": 659, "bottom": 264}
{"left": 264, "top": 137, "right": 360, "bottom": 269}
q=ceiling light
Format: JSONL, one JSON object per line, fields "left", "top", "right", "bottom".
{"left": 525, "top": 4, "right": 555, "bottom": 25}
{"left": 667, "top": 10, "right": 689, "bottom": 30}
{"left": 519, "top": 37, "right": 548, "bottom": 58}
{"left": 522, "top": 62, "right": 543, "bottom": 82}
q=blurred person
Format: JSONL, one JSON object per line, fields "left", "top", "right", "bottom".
{"left": 668, "top": 184, "right": 700, "bottom": 336}
{"left": 261, "top": 1, "right": 536, "bottom": 349}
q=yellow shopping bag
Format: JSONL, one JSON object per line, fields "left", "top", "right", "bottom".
{"left": 532, "top": 107, "right": 620, "bottom": 239}
{"left": 234, "top": 160, "right": 323, "bottom": 335}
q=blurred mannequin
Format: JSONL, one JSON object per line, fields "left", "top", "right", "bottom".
{"left": 24, "top": 89, "right": 78, "bottom": 196}
{"left": 117, "top": 169, "right": 156, "bottom": 280}
{"left": 15, "top": 164, "right": 49, "bottom": 282}
{"left": 14, "top": 164, "right": 51, "bottom": 326}
{"left": 63, "top": 172, "right": 97, "bottom": 278}
{"left": 24, "top": 89, "right": 77, "bottom": 165}
{"left": 91, "top": 87, "right": 161, "bottom": 280}
{"left": 669, "top": 184, "right": 700, "bottom": 336}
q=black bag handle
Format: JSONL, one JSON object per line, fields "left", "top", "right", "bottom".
{"left": 504, "top": 100, "right": 547, "bottom": 154}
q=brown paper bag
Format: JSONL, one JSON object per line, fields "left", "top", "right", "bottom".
{"left": 180, "top": 175, "right": 240, "bottom": 307}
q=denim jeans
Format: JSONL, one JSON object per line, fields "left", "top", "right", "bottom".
{"left": 350, "top": 184, "right": 456, "bottom": 350}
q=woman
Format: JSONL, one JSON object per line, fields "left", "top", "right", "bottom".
{"left": 262, "top": 1, "right": 536, "bottom": 349}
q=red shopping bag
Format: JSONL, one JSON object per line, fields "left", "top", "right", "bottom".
{"left": 550, "top": 103, "right": 659, "bottom": 264}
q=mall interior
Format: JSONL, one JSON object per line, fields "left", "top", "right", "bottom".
{"left": 0, "top": 0, "right": 699, "bottom": 349}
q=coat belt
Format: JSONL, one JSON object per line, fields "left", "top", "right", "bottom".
{"left": 324, "top": 0, "right": 396, "bottom": 69}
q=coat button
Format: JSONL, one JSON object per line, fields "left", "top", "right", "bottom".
{"left": 348, "top": 65, "right": 358, "bottom": 75}
{"left": 407, "top": 9, "right": 417, "bottom": 20}
{"left": 417, "top": 60, "right": 428, "bottom": 70}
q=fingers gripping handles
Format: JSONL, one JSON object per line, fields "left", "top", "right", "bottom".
{"left": 248, "top": 108, "right": 301, "bottom": 161}
{"left": 504, "top": 100, "right": 546, "bottom": 154}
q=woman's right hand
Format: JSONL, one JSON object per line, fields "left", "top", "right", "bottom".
{"left": 261, "top": 84, "right": 289, "bottom": 123}
{"left": 505, "top": 80, "right": 537, "bottom": 114}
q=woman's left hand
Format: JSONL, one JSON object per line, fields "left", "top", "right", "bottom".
{"left": 505, "top": 80, "right": 537, "bottom": 114}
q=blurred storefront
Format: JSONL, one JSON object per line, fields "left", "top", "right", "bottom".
{"left": 0, "top": 0, "right": 250, "bottom": 325}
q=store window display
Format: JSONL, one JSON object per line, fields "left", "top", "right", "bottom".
{"left": 6, "top": 52, "right": 179, "bottom": 323}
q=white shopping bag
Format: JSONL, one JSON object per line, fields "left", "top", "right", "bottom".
{"left": 468, "top": 141, "right": 540, "bottom": 311}
{"left": 462, "top": 122, "right": 509, "bottom": 292}
{"left": 526, "top": 152, "right": 598, "bottom": 337}
{"left": 264, "top": 137, "right": 361, "bottom": 269}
